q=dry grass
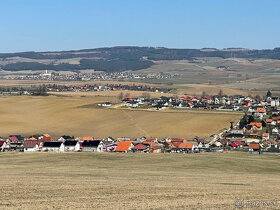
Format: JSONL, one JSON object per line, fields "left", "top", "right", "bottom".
{"left": 175, "top": 84, "right": 249, "bottom": 96}
{"left": 0, "top": 96, "right": 241, "bottom": 139}
{"left": 49, "top": 90, "right": 173, "bottom": 98}
{"left": 0, "top": 152, "right": 279, "bottom": 209}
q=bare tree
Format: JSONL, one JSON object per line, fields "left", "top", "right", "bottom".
{"left": 218, "top": 89, "right": 223, "bottom": 98}
{"left": 141, "top": 92, "right": 151, "bottom": 99}
{"left": 202, "top": 91, "right": 206, "bottom": 97}
{"left": 118, "top": 92, "right": 124, "bottom": 100}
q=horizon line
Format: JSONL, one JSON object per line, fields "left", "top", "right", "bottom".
{"left": 1, "top": 45, "right": 280, "bottom": 54}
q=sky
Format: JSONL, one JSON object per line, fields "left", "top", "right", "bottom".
{"left": 1, "top": 0, "right": 280, "bottom": 52}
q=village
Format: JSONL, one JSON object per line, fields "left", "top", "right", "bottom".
{"left": 1, "top": 90, "right": 280, "bottom": 154}
{"left": 2, "top": 70, "right": 178, "bottom": 82}
{"left": 0, "top": 128, "right": 278, "bottom": 154}
{"left": 0, "top": 90, "right": 279, "bottom": 154}
{"left": 103, "top": 89, "right": 280, "bottom": 114}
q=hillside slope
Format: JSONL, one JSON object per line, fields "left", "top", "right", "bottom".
{"left": 1, "top": 46, "right": 280, "bottom": 72}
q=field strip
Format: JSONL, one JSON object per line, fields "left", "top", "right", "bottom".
{"left": 122, "top": 109, "right": 150, "bottom": 137}
{"left": 109, "top": 106, "right": 243, "bottom": 116}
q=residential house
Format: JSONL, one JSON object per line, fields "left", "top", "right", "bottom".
{"left": 248, "top": 143, "right": 260, "bottom": 152}
{"left": 38, "top": 136, "right": 52, "bottom": 142}
{"left": 262, "top": 133, "right": 269, "bottom": 140}
{"left": 132, "top": 143, "right": 147, "bottom": 152}
{"left": 103, "top": 136, "right": 115, "bottom": 143}
{"left": 103, "top": 143, "right": 118, "bottom": 152}
{"left": 82, "top": 140, "right": 104, "bottom": 152}
{"left": 229, "top": 141, "right": 244, "bottom": 150}
{"left": 64, "top": 141, "right": 80, "bottom": 151}
{"left": 9, "top": 142, "right": 23, "bottom": 151}
{"left": 0, "top": 140, "right": 8, "bottom": 152}
{"left": 100, "top": 102, "right": 112, "bottom": 107}
{"left": 178, "top": 143, "right": 195, "bottom": 152}
{"left": 226, "top": 133, "right": 244, "bottom": 140}
{"left": 162, "top": 142, "right": 176, "bottom": 152}
{"left": 23, "top": 140, "right": 40, "bottom": 152}
{"left": 81, "top": 136, "right": 94, "bottom": 141}
{"left": 250, "top": 122, "right": 262, "bottom": 131}
{"left": 115, "top": 141, "right": 133, "bottom": 152}
{"left": 126, "top": 101, "right": 139, "bottom": 108}
{"left": 42, "top": 142, "right": 65, "bottom": 152}
{"left": 143, "top": 142, "right": 163, "bottom": 153}
{"left": 267, "top": 139, "right": 278, "bottom": 149}
{"left": 245, "top": 138, "right": 260, "bottom": 144}
{"left": 272, "top": 128, "right": 279, "bottom": 135}
{"left": 9, "top": 136, "right": 20, "bottom": 143}
{"left": 58, "top": 135, "right": 73, "bottom": 142}
{"left": 256, "top": 107, "right": 266, "bottom": 114}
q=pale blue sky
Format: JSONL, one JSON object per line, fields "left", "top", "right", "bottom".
{"left": 1, "top": 0, "right": 279, "bottom": 52}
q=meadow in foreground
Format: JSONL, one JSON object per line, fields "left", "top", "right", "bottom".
{"left": 0, "top": 152, "right": 279, "bottom": 209}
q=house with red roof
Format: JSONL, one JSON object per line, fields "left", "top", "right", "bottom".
{"left": 262, "top": 133, "right": 269, "bottom": 140}
{"left": 266, "top": 119, "right": 272, "bottom": 124}
{"left": 178, "top": 143, "right": 195, "bottom": 152}
{"left": 115, "top": 141, "right": 133, "bottom": 152}
{"left": 248, "top": 143, "right": 260, "bottom": 151}
{"left": 229, "top": 141, "right": 244, "bottom": 149}
{"left": 250, "top": 122, "right": 262, "bottom": 130}
{"left": 132, "top": 143, "right": 147, "bottom": 152}
{"left": 272, "top": 116, "right": 280, "bottom": 121}
{"left": 81, "top": 136, "right": 94, "bottom": 141}
{"left": 141, "top": 141, "right": 162, "bottom": 153}
{"left": 256, "top": 107, "right": 266, "bottom": 114}
{"left": 9, "top": 136, "right": 19, "bottom": 142}
{"left": 39, "top": 136, "right": 52, "bottom": 142}
{"left": 0, "top": 140, "right": 8, "bottom": 152}
{"left": 162, "top": 141, "right": 176, "bottom": 152}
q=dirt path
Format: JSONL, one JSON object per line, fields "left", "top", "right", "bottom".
{"left": 121, "top": 109, "right": 150, "bottom": 137}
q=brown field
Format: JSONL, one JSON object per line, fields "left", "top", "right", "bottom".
{"left": 0, "top": 96, "right": 241, "bottom": 139}
{"left": 175, "top": 84, "right": 249, "bottom": 96}
{"left": 0, "top": 152, "right": 279, "bottom": 209}
{"left": 49, "top": 90, "right": 173, "bottom": 98}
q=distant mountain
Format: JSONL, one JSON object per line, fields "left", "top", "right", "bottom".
{"left": 1, "top": 46, "right": 280, "bottom": 72}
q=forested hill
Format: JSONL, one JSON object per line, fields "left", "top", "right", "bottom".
{"left": 1, "top": 46, "right": 280, "bottom": 72}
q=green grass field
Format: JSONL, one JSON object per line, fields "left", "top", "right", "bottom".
{"left": 0, "top": 152, "right": 279, "bottom": 209}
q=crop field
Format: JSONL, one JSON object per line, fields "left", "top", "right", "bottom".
{"left": 0, "top": 152, "right": 279, "bottom": 209}
{"left": 0, "top": 96, "right": 241, "bottom": 139}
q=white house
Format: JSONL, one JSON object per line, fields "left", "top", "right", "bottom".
{"left": 271, "top": 98, "right": 280, "bottom": 107}
{"left": 58, "top": 135, "right": 72, "bottom": 142}
{"left": 23, "top": 140, "right": 41, "bottom": 152}
{"left": 0, "top": 140, "right": 8, "bottom": 152}
{"left": 98, "top": 102, "right": 112, "bottom": 107}
{"left": 82, "top": 140, "right": 104, "bottom": 152}
{"left": 272, "top": 128, "right": 279, "bottom": 134}
{"left": 42, "top": 142, "right": 65, "bottom": 152}
{"left": 126, "top": 101, "right": 139, "bottom": 108}
{"left": 64, "top": 141, "right": 80, "bottom": 152}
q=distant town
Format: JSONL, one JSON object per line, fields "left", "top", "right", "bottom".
{"left": 1, "top": 70, "right": 179, "bottom": 81}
